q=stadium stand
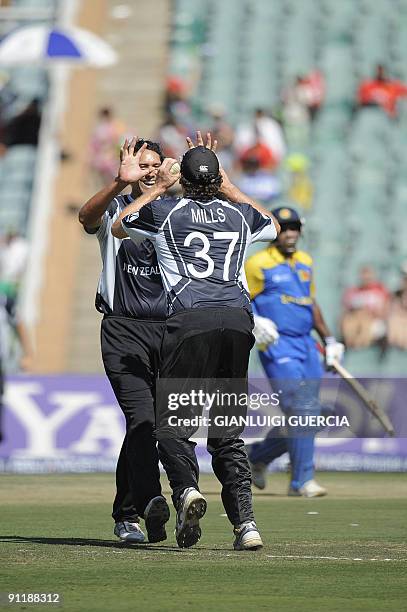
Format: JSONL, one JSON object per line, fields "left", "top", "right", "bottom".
{"left": 0, "top": 0, "right": 57, "bottom": 236}
{"left": 168, "top": 0, "right": 407, "bottom": 374}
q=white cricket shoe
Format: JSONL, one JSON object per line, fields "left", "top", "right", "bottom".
{"left": 288, "top": 479, "right": 327, "bottom": 498}
{"left": 233, "top": 521, "right": 263, "bottom": 551}
{"left": 114, "top": 521, "right": 146, "bottom": 543}
{"left": 249, "top": 462, "right": 267, "bottom": 490}
{"left": 175, "top": 487, "right": 207, "bottom": 548}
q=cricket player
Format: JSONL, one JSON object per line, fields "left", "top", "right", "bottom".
{"left": 112, "top": 136, "right": 280, "bottom": 550}
{"left": 245, "top": 206, "right": 344, "bottom": 497}
{"left": 79, "top": 138, "right": 170, "bottom": 544}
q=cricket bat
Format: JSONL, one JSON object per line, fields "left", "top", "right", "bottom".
{"left": 317, "top": 345, "right": 395, "bottom": 436}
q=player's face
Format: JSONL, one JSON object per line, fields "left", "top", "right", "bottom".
{"left": 138, "top": 150, "right": 162, "bottom": 192}
{"left": 276, "top": 225, "right": 300, "bottom": 255}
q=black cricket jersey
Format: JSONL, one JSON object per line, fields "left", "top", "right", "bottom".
{"left": 92, "top": 194, "right": 167, "bottom": 320}
{"left": 122, "top": 196, "right": 277, "bottom": 315}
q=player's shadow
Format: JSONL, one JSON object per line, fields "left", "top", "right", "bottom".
{"left": 254, "top": 492, "right": 293, "bottom": 497}
{"left": 0, "top": 535, "right": 183, "bottom": 552}
{"left": 1, "top": 535, "right": 233, "bottom": 553}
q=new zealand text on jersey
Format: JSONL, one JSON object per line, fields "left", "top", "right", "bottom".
{"left": 123, "top": 263, "right": 160, "bottom": 276}
{"left": 191, "top": 207, "right": 226, "bottom": 224}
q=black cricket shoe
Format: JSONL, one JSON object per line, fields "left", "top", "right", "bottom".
{"left": 144, "top": 496, "right": 170, "bottom": 543}
{"left": 175, "top": 487, "right": 207, "bottom": 548}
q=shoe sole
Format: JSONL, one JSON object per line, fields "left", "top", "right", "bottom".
{"left": 252, "top": 479, "right": 266, "bottom": 490}
{"left": 288, "top": 489, "right": 327, "bottom": 498}
{"left": 176, "top": 494, "right": 207, "bottom": 548}
{"left": 144, "top": 497, "right": 170, "bottom": 543}
{"left": 303, "top": 490, "right": 327, "bottom": 498}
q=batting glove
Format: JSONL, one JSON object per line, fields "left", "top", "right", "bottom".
{"left": 253, "top": 315, "right": 280, "bottom": 350}
{"left": 325, "top": 337, "right": 345, "bottom": 368}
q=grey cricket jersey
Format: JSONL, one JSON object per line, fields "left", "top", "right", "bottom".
{"left": 91, "top": 194, "right": 166, "bottom": 320}
{"left": 121, "top": 196, "right": 277, "bottom": 314}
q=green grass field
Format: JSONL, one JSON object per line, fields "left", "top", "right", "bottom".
{"left": 1, "top": 472, "right": 406, "bottom": 612}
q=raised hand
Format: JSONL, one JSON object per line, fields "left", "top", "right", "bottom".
{"left": 155, "top": 157, "right": 181, "bottom": 191}
{"left": 186, "top": 130, "right": 218, "bottom": 152}
{"left": 117, "top": 137, "right": 149, "bottom": 184}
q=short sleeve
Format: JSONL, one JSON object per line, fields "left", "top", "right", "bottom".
{"left": 84, "top": 199, "right": 119, "bottom": 241}
{"left": 245, "top": 206, "right": 277, "bottom": 243}
{"left": 245, "top": 256, "right": 265, "bottom": 299}
{"left": 122, "top": 203, "right": 159, "bottom": 244}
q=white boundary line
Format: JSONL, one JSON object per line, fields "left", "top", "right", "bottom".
{"left": 267, "top": 554, "right": 407, "bottom": 562}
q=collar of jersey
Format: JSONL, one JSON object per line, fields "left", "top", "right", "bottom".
{"left": 124, "top": 193, "right": 161, "bottom": 205}
{"left": 267, "top": 245, "right": 297, "bottom": 266}
{"left": 189, "top": 198, "right": 220, "bottom": 205}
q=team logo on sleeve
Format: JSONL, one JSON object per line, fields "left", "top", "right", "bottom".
{"left": 298, "top": 269, "right": 311, "bottom": 282}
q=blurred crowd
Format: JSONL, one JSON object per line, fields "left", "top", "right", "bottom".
{"left": 341, "top": 264, "right": 407, "bottom": 352}
{"left": 88, "top": 63, "right": 407, "bottom": 210}
{"left": 71, "top": 59, "right": 407, "bottom": 358}
{"left": 86, "top": 64, "right": 407, "bottom": 357}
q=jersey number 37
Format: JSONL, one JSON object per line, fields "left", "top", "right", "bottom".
{"left": 184, "top": 231, "right": 239, "bottom": 280}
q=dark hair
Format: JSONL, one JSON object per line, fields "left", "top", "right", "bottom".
{"left": 180, "top": 173, "right": 223, "bottom": 200}
{"left": 99, "top": 107, "right": 112, "bottom": 117}
{"left": 135, "top": 138, "right": 165, "bottom": 162}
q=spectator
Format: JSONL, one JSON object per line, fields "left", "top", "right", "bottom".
{"left": 239, "top": 139, "right": 279, "bottom": 171}
{"left": 296, "top": 71, "right": 325, "bottom": 119}
{"left": 207, "top": 105, "right": 235, "bottom": 171}
{"left": 340, "top": 265, "right": 390, "bottom": 348}
{"left": 164, "top": 76, "right": 191, "bottom": 121}
{"left": 356, "top": 64, "right": 407, "bottom": 118}
{"left": 387, "top": 262, "right": 407, "bottom": 350}
{"left": 235, "top": 108, "right": 286, "bottom": 169}
{"left": 282, "top": 79, "right": 310, "bottom": 147}
{"left": 89, "top": 107, "right": 126, "bottom": 184}
{"left": 157, "top": 113, "right": 188, "bottom": 160}
{"left": 0, "top": 231, "right": 28, "bottom": 299}
{"left": 2, "top": 98, "right": 42, "bottom": 147}
{"left": 235, "top": 155, "right": 281, "bottom": 205}
{"left": 284, "top": 153, "right": 314, "bottom": 210}
{"left": 282, "top": 71, "right": 324, "bottom": 146}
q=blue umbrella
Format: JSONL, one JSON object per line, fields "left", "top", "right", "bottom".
{"left": 0, "top": 25, "right": 117, "bottom": 67}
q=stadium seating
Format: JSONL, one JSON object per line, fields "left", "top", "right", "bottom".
{"left": 0, "top": 0, "right": 55, "bottom": 239}
{"left": 169, "top": 0, "right": 407, "bottom": 374}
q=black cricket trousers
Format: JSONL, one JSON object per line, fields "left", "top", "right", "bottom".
{"left": 157, "top": 307, "right": 255, "bottom": 527}
{"left": 101, "top": 316, "right": 165, "bottom": 521}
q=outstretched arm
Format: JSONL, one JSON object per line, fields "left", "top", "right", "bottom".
{"left": 219, "top": 169, "right": 280, "bottom": 234}
{"left": 78, "top": 139, "right": 148, "bottom": 230}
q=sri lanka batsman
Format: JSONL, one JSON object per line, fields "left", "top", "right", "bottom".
{"left": 245, "top": 206, "right": 344, "bottom": 497}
